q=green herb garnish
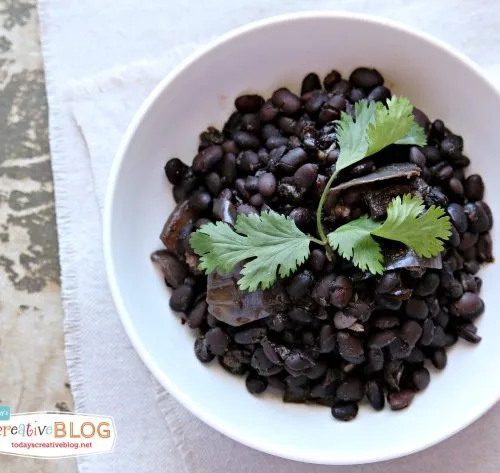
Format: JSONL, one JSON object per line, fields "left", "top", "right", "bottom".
{"left": 190, "top": 95, "right": 451, "bottom": 291}
{"left": 190, "top": 212, "right": 315, "bottom": 291}
{"left": 328, "top": 195, "right": 451, "bottom": 275}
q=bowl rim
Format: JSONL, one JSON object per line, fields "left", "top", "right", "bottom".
{"left": 103, "top": 10, "right": 500, "bottom": 465}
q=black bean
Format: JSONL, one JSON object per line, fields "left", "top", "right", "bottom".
{"left": 235, "top": 94, "right": 265, "bottom": 113}
{"left": 293, "top": 163, "right": 318, "bottom": 189}
{"left": 192, "top": 145, "right": 223, "bottom": 173}
{"left": 169, "top": 284, "right": 194, "bottom": 312}
{"left": 450, "top": 292, "right": 484, "bottom": 319}
{"left": 368, "top": 347, "right": 384, "bottom": 371}
{"left": 234, "top": 328, "right": 267, "bottom": 345}
{"left": 337, "top": 332, "right": 365, "bottom": 364}
{"left": 165, "top": 158, "right": 189, "bottom": 185}
{"left": 308, "top": 249, "right": 326, "bottom": 273}
{"left": 367, "top": 86, "right": 391, "bottom": 102}
{"left": 206, "top": 313, "right": 218, "bottom": 328}
{"left": 448, "top": 177, "right": 464, "bottom": 198}
{"left": 284, "top": 350, "right": 316, "bottom": 372}
{"left": 430, "top": 325, "right": 447, "bottom": 348}
{"left": 334, "top": 311, "right": 357, "bottom": 330}
{"left": 458, "top": 232, "right": 478, "bottom": 251}
{"left": 400, "top": 320, "right": 423, "bottom": 346}
{"left": 464, "top": 202, "right": 490, "bottom": 233}
{"left": 268, "top": 313, "right": 288, "bottom": 332}
{"left": 425, "top": 186, "right": 449, "bottom": 207}
{"left": 373, "top": 315, "right": 400, "bottom": 330}
{"left": 249, "top": 193, "right": 264, "bottom": 207}
{"left": 221, "top": 153, "right": 237, "bottom": 184}
{"left": 305, "top": 361, "right": 328, "bottom": 380}
{"left": 365, "top": 379, "right": 385, "bottom": 410}
{"left": 428, "top": 298, "right": 440, "bottom": 317}
{"left": 435, "top": 310, "right": 450, "bottom": 329}
{"left": 476, "top": 201, "right": 493, "bottom": 230}
{"left": 220, "top": 350, "right": 249, "bottom": 375}
{"left": 375, "top": 272, "right": 401, "bottom": 294}
{"left": 258, "top": 148, "right": 270, "bottom": 165}
{"left": 330, "top": 276, "right": 353, "bottom": 308}
{"left": 301, "top": 72, "right": 322, "bottom": 95}
{"left": 405, "top": 299, "right": 428, "bottom": 320}
{"left": 336, "top": 378, "right": 364, "bottom": 403}
{"left": 323, "top": 70, "right": 341, "bottom": 90}
{"left": 245, "top": 373, "right": 268, "bottom": 394}
{"left": 288, "top": 307, "right": 313, "bottom": 324}
{"left": 257, "top": 172, "right": 277, "bottom": 197}
{"left": 440, "top": 135, "right": 463, "bottom": 158}
{"left": 447, "top": 204, "right": 467, "bottom": 233}
{"left": 278, "top": 148, "right": 308, "bottom": 174}
{"left": 259, "top": 100, "right": 279, "bottom": 122}
{"left": 349, "top": 67, "right": 384, "bottom": 89}
{"left": 406, "top": 347, "right": 425, "bottom": 363}
{"left": 413, "top": 108, "right": 430, "bottom": 132}
{"left": 205, "top": 327, "right": 229, "bottom": 356}
{"left": 236, "top": 204, "right": 258, "bottom": 216}
{"left": 204, "top": 172, "right": 222, "bottom": 196}
{"left": 286, "top": 271, "right": 315, "bottom": 300}
{"left": 448, "top": 225, "right": 460, "bottom": 247}
{"left": 347, "top": 87, "right": 366, "bottom": 102}
{"left": 463, "top": 260, "right": 480, "bottom": 274}
{"left": 271, "top": 87, "right": 301, "bottom": 115}
{"left": 388, "top": 390, "right": 415, "bottom": 411}
{"left": 460, "top": 272, "right": 478, "bottom": 293}
{"left": 368, "top": 330, "right": 397, "bottom": 349}
{"left": 384, "top": 360, "right": 404, "bottom": 390}
{"left": 437, "top": 164, "right": 454, "bottom": 181}
{"left": 430, "top": 119, "right": 446, "bottom": 140}
{"left": 430, "top": 348, "right": 447, "bottom": 369}
{"left": 477, "top": 233, "right": 493, "bottom": 263}
{"left": 420, "top": 319, "right": 436, "bottom": 346}
{"left": 331, "top": 402, "right": 358, "bottom": 421}
{"left": 317, "top": 107, "right": 340, "bottom": 124}
{"left": 186, "top": 300, "right": 207, "bottom": 329}
{"left": 251, "top": 348, "right": 282, "bottom": 376}
{"left": 345, "top": 300, "right": 372, "bottom": 323}
{"left": 387, "top": 337, "right": 412, "bottom": 360}
{"left": 409, "top": 147, "right": 426, "bottom": 168}
{"left": 284, "top": 385, "right": 311, "bottom": 403}
{"left": 305, "top": 92, "right": 327, "bottom": 117}
{"left": 194, "top": 337, "right": 214, "bottom": 363}
{"left": 319, "top": 324, "right": 336, "bottom": 353}
{"left": 289, "top": 207, "right": 312, "bottom": 228}
{"left": 233, "top": 131, "right": 261, "bottom": 150}
{"left": 457, "top": 323, "right": 482, "bottom": 343}
{"left": 235, "top": 178, "right": 250, "bottom": 200}
{"left": 189, "top": 191, "right": 212, "bottom": 211}
{"left": 240, "top": 113, "right": 260, "bottom": 134}
{"left": 265, "top": 135, "right": 289, "bottom": 150}
{"left": 330, "top": 79, "right": 352, "bottom": 96}
{"left": 243, "top": 176, "right": 258, "bottom": 194}
{"left": 414, "top": 273, "right": 440, "bottom": 297}
{"left": 275, "top": 118, "right": 295, "bottom": 137}
{"left": 222, "top": 140, "right": 238, "bottom": 154}
{"left": 261, "top": 124, "right": 279, "bottom": 140}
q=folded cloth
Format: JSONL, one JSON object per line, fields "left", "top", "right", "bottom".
{"left": 38, "top": 0, "right": 500, "bottom": 471}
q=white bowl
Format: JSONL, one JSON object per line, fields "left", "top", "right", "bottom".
{"left": 104, "top": 12, "right": 500, "bottom": 465}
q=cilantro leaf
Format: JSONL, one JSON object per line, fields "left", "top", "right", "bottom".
{"left": 366, "top": 97, "right": 427, "bottom": 156}
{"left": 334, "top": 97, "right": 427, "bottom": 175}
{"left": 190, "top": 211, "right": 311, "bottom": 291}
{"left": 335, "top": 100, "right": 376, "bottom": 173}
{"left": 327, "top": 217, "right": 384, "bottom": 274}
{"left": 371, "top": 194, "right": 452, "bottom": 258}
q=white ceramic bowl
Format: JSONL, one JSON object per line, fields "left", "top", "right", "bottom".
{"left": 104, "top": 12, "right": 500, "bottom": 465}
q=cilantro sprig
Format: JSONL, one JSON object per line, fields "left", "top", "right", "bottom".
{"left": 191, "top": 211, "right": 315, "bottom": 291}
{"left": 328, "top": 195, "right": 451, "bottom": 275}
{"left": 189, "top": 94, "right": 451, "bottom": 291}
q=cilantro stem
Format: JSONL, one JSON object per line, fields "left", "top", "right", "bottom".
{"left": 308, "top": 236, "right": 326, "bottom": 246}
{"left": 316, "top": 169, "right": 339, "bottom": 244}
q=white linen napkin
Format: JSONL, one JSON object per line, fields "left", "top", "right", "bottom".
{"left": 38, "top": 0, "right": 500, "bottom": 471}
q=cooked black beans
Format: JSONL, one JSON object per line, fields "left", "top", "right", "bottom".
{"left": 331, "top": 402, "right": 358, "bottom": 421}
{"left": 165, "top": 158, "right": 189, "bottom": 185}
{"left": 235, "top": 94, "right": 265, "bottom": 113}
{"left": 156, "top": 65, "right": 492, "bottom": 422}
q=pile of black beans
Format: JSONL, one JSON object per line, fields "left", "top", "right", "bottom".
{"left": 153, "top": 66, "right": 493, "bottom": 421}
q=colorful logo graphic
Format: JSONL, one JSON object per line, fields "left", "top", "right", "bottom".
{"left": 0, "top": 412, "right": 116, "bottom": 458}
